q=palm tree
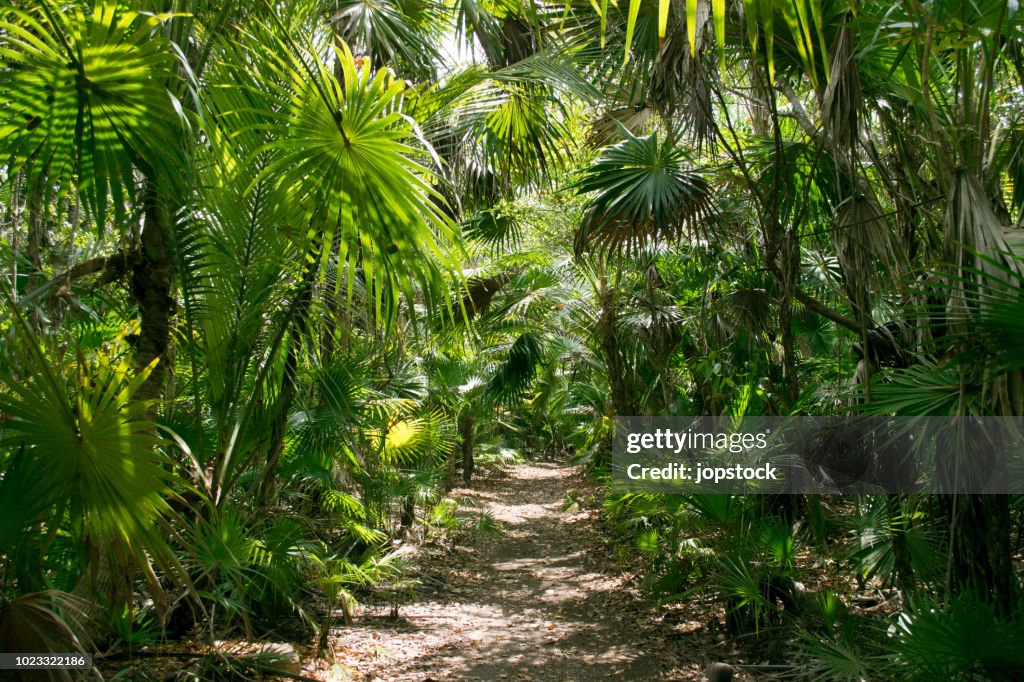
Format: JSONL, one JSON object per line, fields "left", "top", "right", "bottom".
{"left": 571, "top": 129, "right": 717, "bottom": 415}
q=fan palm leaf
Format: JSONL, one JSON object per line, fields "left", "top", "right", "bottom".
{"left": 0, "top": 295, "right": 180, "bottom": 617}
{"left": 330, "top": 0, "right": 445, "bottom": 78}
{"left": 226, "top": 31, "right": 458, "bottom": 323}
{"left": 574, "top": 130, "right": 716, "bottom": 255}
{"left": 0, "top": 2, "right": 185, "bottom": 228}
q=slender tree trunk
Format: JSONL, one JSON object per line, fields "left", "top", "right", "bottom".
{"left": 764, "top": 217, "right": 800, "bottom": 406}
{"left": 26, "top": 172, "right": 48, "bottom": 330}
{"left": 444, "top": 428, "right": 459, "bottom": 491}
{"left": 26, "top": 175, "right": 45, "bottom": 289}
{"left": 258, "top": 325, "right": 301, "bottom": 509}
{"left": 258, "top": 254, "right": 317, "bottom": 508}
{"left": 400, "top": 495, "right": 416, "bottom": 529}
{"left": 71, "top": 181, "right": 176, "bottom": 637}
{"left": 7, "top": 172, "right": 23, "bottom": 303}
{"left": 130, "top": 183, "right": 174, "bottom": 411}
{"left": 778, "top": 288, "right": 799, "bottom": 404}
{"left": 460, "top": 410, "right": 475, "bottom": 485}
{"left": 596, "top": 277, "right": 638, "bottom": 416}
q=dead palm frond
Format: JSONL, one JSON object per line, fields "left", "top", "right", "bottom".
{"left": 589, "top": 105, "right": 655, "bottom": 146}
{"left": 821, "top": 19, "right": 862, "bottom": 161}
{"left": 943, "top": 170, "right": 1024, "bottom": 328}
{"left": 831, "top": 194, "right": 906, "bottom": 323}
{"left": 0, "top": 591, "right": 94, "bottom": 674}
{"left": 649, "top": 0, "right": 717, "bottom": 151}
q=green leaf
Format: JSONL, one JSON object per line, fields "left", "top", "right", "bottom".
{"left": 714, "top": 0, "right": 726, "bottom": 70}
{"left": 234, "top": 35, "right": 458, "bottom": 325}
{"left": 624, "top": 0, "right": 643, "bottom": 65}
{"left": 810, "top": 0, "right": 829, "bottom": 81}
{"left": 574, "top": 130, "right": 717, "bottom": 254}
{"left": 686, "top": 0, "right": 697, "bottom": 54}
{"left": 744, "top": 0, "right": 759, "bottom": 54}
{"left": 0, "top": 2, "right": 182, "bottom": 231}
{"left": 760, "top": 0, "right": 775, "bottom": 82}
{"left": 486, "top": 331, "right": 546, "bottom": 406}
{"left": 600, "top": 0, "right": 609, "bottom": 47}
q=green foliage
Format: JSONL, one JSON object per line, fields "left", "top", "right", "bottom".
{"left": 0, "top": 312, "right": 176, "bottom": 600}
{"left": 892, "top": 593, "right": 1024, "bottom": 680}
{"left": 845, "top": 497, "right": 941, "bottom": 590}
{"left": 485, "top": 331, "right": 545, "bottom": 405}
{"left": 242, "top": 37, "right": 457, "bottom": 323}
{"left": 1, "top": 0, "right": 1023, "bottom": 672}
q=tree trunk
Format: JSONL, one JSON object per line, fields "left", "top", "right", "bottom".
{"left": 943, "top": 495, "right": 1016, "bottom": 617}
{"left": 258, "top": 255, "right": 317, "bottom": 509}
{"left": 768, "top": 226, "right": 801, "bottom": 407}
{"left": 258, "top": 326, "right": 301, "bottom": 509}
{"left": 26, "top": 172, "right": 48, "bottom": 330}
{"left": 130, "top": 184, "right": 174, "bottom": 412}
{"left": 400, "top": 495, "right": 416, "bottom": 529}
{"left": 460, "top": 411, "right": 475, "bottom": 485}
{"left": 597, "top": 278, "right": 638, "bottom": 416}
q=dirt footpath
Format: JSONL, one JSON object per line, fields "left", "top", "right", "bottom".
{"left": 328, "top": 462, "right": 717, "bottom": 681}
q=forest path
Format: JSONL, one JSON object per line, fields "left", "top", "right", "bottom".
{"left": 328, "top": 462, "right": 711, "bottom": 681}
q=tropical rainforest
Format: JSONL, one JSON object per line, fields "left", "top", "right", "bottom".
{"left": 1, "top": 0, "right": 1024, "bottom": 679}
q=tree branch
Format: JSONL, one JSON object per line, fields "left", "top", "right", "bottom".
{"left": 794, "top": 288, "right": 903, "bottom": 358}
{"left": 58, "top": 251, "right": 135, "bottom": 290}
{"left": 777, "top": 83, "right": 822, "bottom": 142}
{"left": 0, "top": 250, "right": 135, "bottom": 322}
{"left": 794, "top": 288, "right": 861, "bottom": 333}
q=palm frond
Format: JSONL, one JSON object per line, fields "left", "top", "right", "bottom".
{"left": 832, "top": 194, "right": 905, "bottom": 320}
{"left": 228, "top": 32, "right": 458, "bottom": 324}
{"left": 892, "top": 592, "right": 1024, "bottom": 679}
{"left": 463, "top": 208, "right": 525, "bottom": 252}
{"left": 0, "top": 591, "right": 93, "bottom": 662}
{"left": 574, "top": 130, "right": 716, "bottom": 256}
{"left": 944, "top": 170, "right": 1023, "bottom": 321}
{"left": 330, "top": 0, "right": 445, "bottom": 79}
{"left": 822, "top": 20, "right": 862, "bottom": 157}
{"left": 854, "top": 360, "right": 979, "bottom": 417}
{"left": 0, "top": 3, "right": 184, "bottom": 228}
{"left": 0, "top": 305, "right": 179, "bottom": 611}
{"left": 485, "top": 330, "right": 545, "bottom": 405}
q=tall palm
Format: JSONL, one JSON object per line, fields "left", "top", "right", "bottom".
{"left": 572, "top": 129, "right": 716, "bottom": 415}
